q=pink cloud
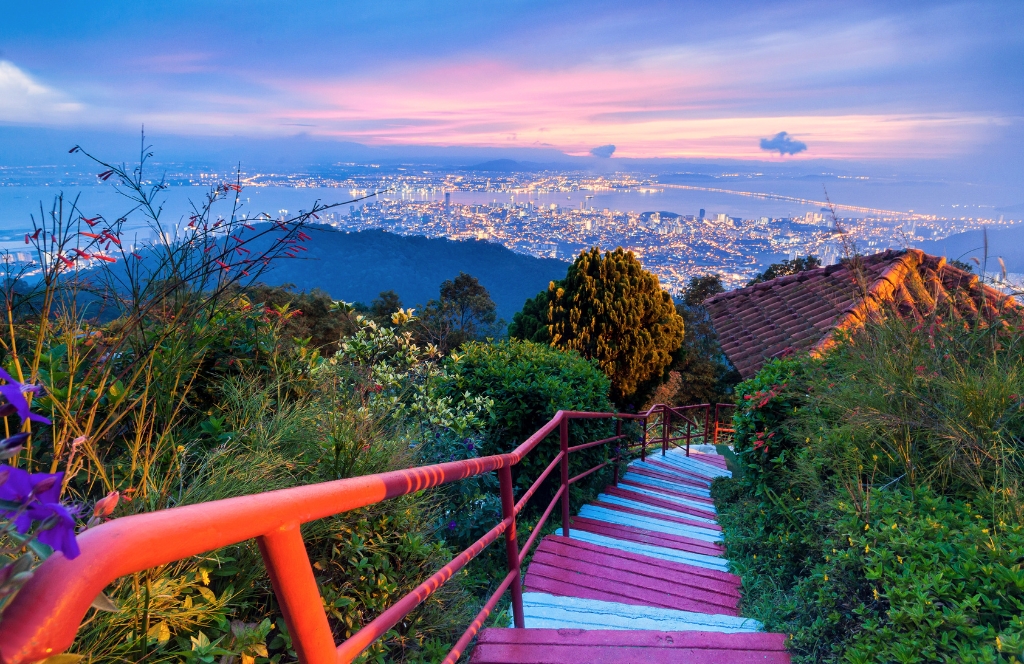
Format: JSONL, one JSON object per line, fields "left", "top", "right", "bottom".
{"left": 104, "top": 32, "right": 1003, "bottom": 161}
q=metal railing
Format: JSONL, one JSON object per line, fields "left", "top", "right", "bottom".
{"left": 0, "top": 402, "right": 734, "bottom": 664}
{"left": 713, "top": 403, "right": 737, "bottom": 444}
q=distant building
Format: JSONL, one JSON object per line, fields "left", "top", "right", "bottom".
{"left": 699, "top": 208, "right": 705, "bottom": 220}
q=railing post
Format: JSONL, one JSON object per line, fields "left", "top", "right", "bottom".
{"left": 712, "top": 404, "right": 720, "bottom": 445}
{"left": 560, "top": 415, "right": 571, "bottom": 538}
{"left": 257, "top": 523, "right": 336, "bottom": 664}
{"left": 613, "top": 418, "right": 621, "bottom": 486}
{"left": 662, "top": 406, "right": 671, "bottom": 456}
{"left": 498, "top": 465, "right": 525, "bottom": 629}
{"left": 707, "top": 404, "right": 714, "bottom": 447}
{"left": 686, "top": 417, "right": 691, "bottom": 457}
{"left": 640, "top": 415, "right": 647, "bottom": 462}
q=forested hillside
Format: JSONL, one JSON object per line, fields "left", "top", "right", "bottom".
{"left": 250, "top": 227, "right": 568, "bottom": 319}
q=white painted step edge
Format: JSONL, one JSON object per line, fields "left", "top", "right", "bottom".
{"left": 518, "top": 592, "right": 762, "bottom": 633}
{"left": 555, "top": 528, "right": 730, "bottom": 572}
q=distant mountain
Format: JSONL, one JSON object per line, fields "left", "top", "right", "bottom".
{"left": 914, "top": 224, "right": 1024, "bottom": 273}
{"left": 250, "top": 227, "right": 568, "bottom": 319}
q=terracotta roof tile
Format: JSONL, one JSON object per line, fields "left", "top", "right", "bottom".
{"left": 705, "top": 249, "right": 1017, "bottom": 378}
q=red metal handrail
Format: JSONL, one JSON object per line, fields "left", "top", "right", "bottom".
{"left": 0, "top": 403, "right": 727, "bottom": 664}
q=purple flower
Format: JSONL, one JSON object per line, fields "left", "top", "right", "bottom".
{"left": 0, "top": 368, "right": 51, "bottom": 426}
{"left": 0, "top": 466, "right": 79, "bottom": 559}
{"left": 447, "top": 520, "right": 457, "bottom": 531}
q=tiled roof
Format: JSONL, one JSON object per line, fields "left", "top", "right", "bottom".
{"left": 704, "top": 249, "right": 1017, "bottom": 379}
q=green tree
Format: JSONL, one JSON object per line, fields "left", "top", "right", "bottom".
{"left": 508, "top": 287, "right": 557, "bottom": 343}
{"left": 665, "top": 274, "right": 739, "bottom": 405}
{"left": 417, "top": 272, "right": 500, "bottom": 353}
{"left": 681, "top": 273, "right": 725, "bottom": 307}
{"left": 747, "top": 255, "right": 821, "bottom": 285}
{"left": 370, "top": 289, "right": 403, "bottom": 325}
{"left": 549, "top": 247, "right": 684, "bottom": 404}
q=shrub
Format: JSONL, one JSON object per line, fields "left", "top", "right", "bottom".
{"left": 715, "top": 307, "right": 1024, "bottom": 663}
{"left": 440, "top": 340, "right": 615, "bottom": 502}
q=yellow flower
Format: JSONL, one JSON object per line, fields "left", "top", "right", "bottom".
{"left": 873, "top": 588, "right": 880, "bottom": 600}
{"left": 891, "top": 522, "right": 898, "bottom": 529}
{"left": 864, "top": 544, "right": 870, "bottom": 554}
{"left": 823, "top": 574, "right": 829, "bottom": 582}
{"left": 897, "top": 555, "right": 903, "bottom": 564}
{"left": 864, "top": 523, "right": 870, "bottom": 531}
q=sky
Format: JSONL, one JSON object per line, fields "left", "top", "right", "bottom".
{"left": 0, "top": 1, "right": 1022, "bottom": 172}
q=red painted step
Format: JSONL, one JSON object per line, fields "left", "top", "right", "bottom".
{"left": 526, "top": 549, "right": 740, "bottom": 603}
{"left": 591, "top": 499, "right": 723, "bottom": 532}
{"left": 524, "top": 542, "right": 739, "bottom": 613}
{"left": 570, "top": 517, "right": 725, "bottom": 557}
{"left": 644, "top": 458, "right": 718, "bottom": 484}
{"left": 604, "top": 486, "right": 719, "bottom": 521}
{"left": 619, "top": 479, "right": 718, "bottom": 507}
{"left": 629, "top": 465, "right": 713, "bottom": 489}
{"left": 690, "top": 452, "right": 729, "bottom": 469}
{"left": 523, "top": 570, "right": 738, "bottom": 615}
{"left": 536, "top": 536, "right": 741, "bottom": 587}
{"left": 470, "top": 628, "right": 791, "bottom": 663}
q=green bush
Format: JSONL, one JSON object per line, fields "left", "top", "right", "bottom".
{"left": 715, "top": 309, "right": 1024, "bottom": 663}
{"left": 440, "top": 339, "right": 615, "bottom": 503}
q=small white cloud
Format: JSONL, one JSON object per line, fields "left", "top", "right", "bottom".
{"left": 0, "top": 60, "right": 82, "bottom": 122}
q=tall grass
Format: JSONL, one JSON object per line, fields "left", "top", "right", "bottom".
{"left": 715, "top": 303, "right": 1024, "bottom": 662}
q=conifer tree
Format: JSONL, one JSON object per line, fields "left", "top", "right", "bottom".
{"left": 549, "top": 247, "right": 684, "bottom": 403}
{"left": 508, "top": 287, "right": 556, "bottom": 343}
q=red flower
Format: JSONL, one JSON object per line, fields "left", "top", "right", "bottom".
{"left": 915, "top": 365, "right": 926, "bottom": 375}
{"left": 215, "top": 260, "right": 230, "bottom": 270}
{"left": 101, "top": 231, "right": 121, "bottom": 246}
{"left": 243, "top": 224, "right": 256, "bottom": 231}
{"left": 92, "top": 491, "right": 119, "bottom": 519}
{"left": 82, "top": 217, "right": 101, "bottom": 227}
{"left": 93, "top": 255, "right": 116, "bottom": 263}
{"left": 72, "top": 248, "right": 91, "bottom": 259}
{"left": 97, "top": 170, "right": 115, "bottom": 181}
{"left": 81, "top": 232, "right": 101, "bottom": 239}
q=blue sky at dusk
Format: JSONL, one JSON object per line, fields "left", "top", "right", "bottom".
{"left": 0, "top": 1, "right": 1022, "bottom": 172}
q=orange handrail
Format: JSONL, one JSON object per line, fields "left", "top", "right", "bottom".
{"left": 713, "top": 403, "right": 737, "bottom": 444}
{"left": 0, "top": 403, "right": 728, "bottom": 664}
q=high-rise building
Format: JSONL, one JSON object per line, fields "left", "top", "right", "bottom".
{"left": 444, "top": 192, "right": 451, "bottom": 214}
{"left": 699, "top": 208, "right": 705, "bottom": 220}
